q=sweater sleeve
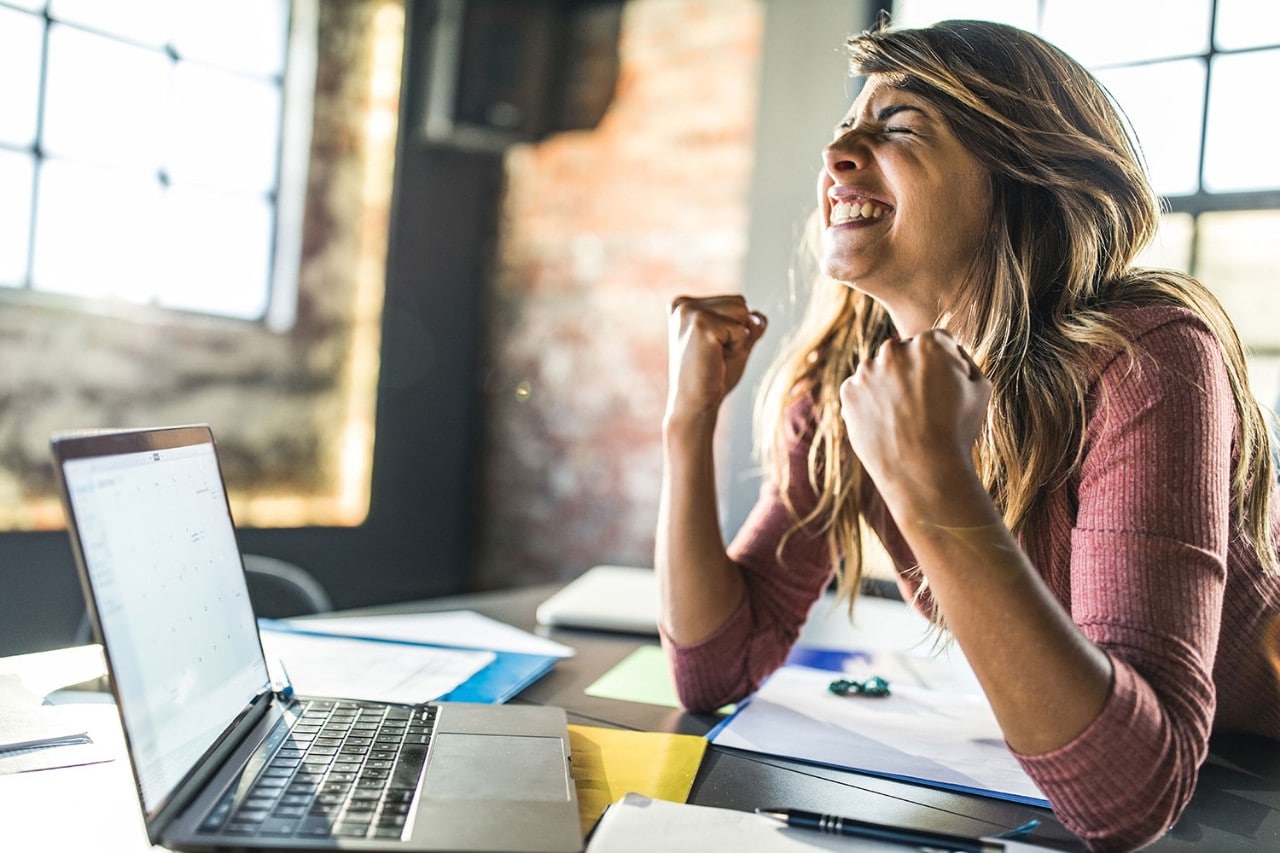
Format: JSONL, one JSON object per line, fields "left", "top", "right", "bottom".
{"left": 1014, "top": 311, "right": 1233, "bottom": 851}
{"left": 660, "top": 398, "right": 836, "bottom": 711}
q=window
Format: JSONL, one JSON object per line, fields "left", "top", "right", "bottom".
{"left": 0, "top": 1, "right": 401, "bottom": 533}
{"left": 894, "top": 0, "right": 1280, "bottom": 405}
{"left": 0, "top": 0, "right": 314, "bottom": 331}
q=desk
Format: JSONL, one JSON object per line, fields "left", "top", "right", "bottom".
{"left": 4, "top": 584, "right": 1280, "bottom": 851}
{"left": 362, "top": 584, "right": 1280, "bottom": 852}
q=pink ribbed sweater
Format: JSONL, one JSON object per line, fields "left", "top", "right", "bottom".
{"left": 661, "top": 305, "right": 1280, "bottom": 851}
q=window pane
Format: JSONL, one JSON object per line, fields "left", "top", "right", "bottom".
{"left": 32, "top": 160, "right": 162, "bottom": 302}
{"left": 1095, "top": 59, "right": 1205, "bottom": 198}
{"left": 168, "top": 63, "right": 282, "bottom": 194}
{"left": 171, "top": 0, "right": 290, "bottom": 78}
{"left": 1215, "top": 0, "right": 1280, "bottom": 50}
{"left": 1203, "top": 50, "right": 1280, "bottom": 192}
{"left": 48, "top": 0, "right": 171, "bottom": 48}
{"left": 42, "top": 25, "right": 170, "bottom": 174}
{"left": 1136, "top": 212, "right": 1194, "bottom": 272}
{"left": 1042, "top": 0, "right": 1211, "bottom": 66}
{"left": 0, "top": 7, "right": 43, "bottom": 149}
{"left": 1196, "top": 211, "right": 1280, "bottom": 350}
{"left": 891, "top": 0, "right": 1039, "bottom": 31}
{"left": 0, "top": 151, "right": 35, "bottom": 286}
{"left": 160, "top": 188, "right": 273, "bottom": 319}
{"left": 1250, "top": 355, "right": 1280, "bottom": 422}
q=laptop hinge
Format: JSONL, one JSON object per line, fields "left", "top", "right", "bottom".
{"left": 144, "top": 689, "right": 276, "bottom": 844}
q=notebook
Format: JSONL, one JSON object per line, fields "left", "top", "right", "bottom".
{"left": 52, "top": 424, "right": 583, "bottom": 852}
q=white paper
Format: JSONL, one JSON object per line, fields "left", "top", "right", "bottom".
{"left": 797, "top": 595, "right": 984, "bottom": 696}
{"left": 258, "top": 628, "right": 494, "bottom": 704}
{"left": 0, "top": 675, "right": 113, "bottom": 776}
{"left": 0, "top": 644, "right": 108, "bottom": 698}
{"left": 798, "top": 594, "right": 936, "bottom": 652}
{"left": 587, "top": 794, "right": 1052, "bottom": 852}
{"left": 711, "top": 665, "right": 1047, "bottom": 806}
{"left": 278, "top": 609, "right": 575, "bottom": 658}
{"left": 0, "top": 705, "right": 150, "bottom": 849}
{"left": 587, "top": 793, "right": 923, "bottom": 852}
{"left": 0, "top": 675, "right": 89, "bottom": 751}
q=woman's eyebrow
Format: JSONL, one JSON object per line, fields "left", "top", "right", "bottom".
{"left": 837, "top": 101, "right": 930, "bottom": 130}
{"left": 875, "top": 103, "right": 929, "bottom": 122}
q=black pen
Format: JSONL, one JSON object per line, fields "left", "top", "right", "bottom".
{"left": 756, "top": 807, "right": 1003, "bottom": 852}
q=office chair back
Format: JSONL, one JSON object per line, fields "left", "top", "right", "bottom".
{"left": 240, "top": 554, "right": 333, "bottom": 618}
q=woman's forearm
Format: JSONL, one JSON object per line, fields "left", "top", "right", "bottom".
{"left": 655, "top": 411, "right": 745, "bottom": 645}
{"left": 657, "top": 294, "right": 767, "bottom": 645}
{"left": 882, "top": 463, "right": 1112, "bottom": 755}
{"left": 839, "top": 332, "right": 1112, "bottom": 754}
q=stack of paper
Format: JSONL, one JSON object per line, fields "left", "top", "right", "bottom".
{"left": 0, "top": 674, "right": 100, "bottom": 775}
{"left": 709, "top": 663, "right": 1048, "bottom": 807}
{"left": 278, "top": 610, "right": 574, "bottom": 657}
{"left": 258, "top": 609, "right": 574, "bottom": 705}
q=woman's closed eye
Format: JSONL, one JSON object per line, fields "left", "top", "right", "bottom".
{"left": 833, "top": 121, "right": 913, "bottom": 139}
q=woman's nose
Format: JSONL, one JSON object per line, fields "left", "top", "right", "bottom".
{"left": 823, "top": 131, "right": 867, "bottom": 175}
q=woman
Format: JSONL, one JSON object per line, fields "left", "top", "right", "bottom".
{"left": 657, "top": 18, "right": 1280, "bottom": 852}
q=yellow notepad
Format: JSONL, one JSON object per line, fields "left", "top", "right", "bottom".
{"left": 568, "top": 725, "right": 708, "bottom": 835}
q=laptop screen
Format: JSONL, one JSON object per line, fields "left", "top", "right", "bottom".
{"left": 58, "top": 431, "right": 270, "bottom": 814}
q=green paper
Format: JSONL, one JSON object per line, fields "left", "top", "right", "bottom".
{"left": 584, "top": 646, "right": 734, "bottom": 714}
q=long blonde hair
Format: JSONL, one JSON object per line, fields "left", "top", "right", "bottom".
{"left": 756, "top": 18, "right": 1278, "bottom": 608}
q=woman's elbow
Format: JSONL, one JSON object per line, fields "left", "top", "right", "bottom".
{"left": 672, "top": 674, "right": 748, "bottom": 713}
{"left": 1059, "top": 756, "right": 1200, "bottom": 851}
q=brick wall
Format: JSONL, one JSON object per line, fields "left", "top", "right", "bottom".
{"left": 474, "top": 0, "right": 764, "bottom": 587}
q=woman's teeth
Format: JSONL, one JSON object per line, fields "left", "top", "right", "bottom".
{"left": 830, "top": 200, "right": 887, "bottom": 224}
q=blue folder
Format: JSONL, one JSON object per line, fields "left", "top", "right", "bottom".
{"left": 257, "top": 618, "right": 559, "bottom": 705}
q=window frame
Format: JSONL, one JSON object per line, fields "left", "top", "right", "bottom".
{"left": 893, "top": 0, "right": 1280, "bottom": 378}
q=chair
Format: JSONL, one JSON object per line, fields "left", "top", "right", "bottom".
{"left": 73, "top": 554, "right": 332, "bottom": 645}
{"left": 240, "top": 554, "right": 333, "bottom": 618}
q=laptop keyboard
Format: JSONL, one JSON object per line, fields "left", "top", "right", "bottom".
{"left": 197, "top": 699, "right": 436, "bottom": 841}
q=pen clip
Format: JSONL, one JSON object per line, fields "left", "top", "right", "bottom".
{"left": 992, "top": 818, "right": 1040, "bottom": 840}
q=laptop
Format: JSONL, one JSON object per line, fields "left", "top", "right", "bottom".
{"left": 52, "top": 424, "right": 583, "bottom": 852}
{"left": 534, "top": 566, "right": 659, "bottom": 636}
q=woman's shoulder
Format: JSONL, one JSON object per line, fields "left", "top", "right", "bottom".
{"left": 1103, "top": 300, "right": 1213, "bottom": 342}
{"left": 1096, "top": 268, "right": 1229, "bottom": 344}
{"left": 1089, "top": 300, "right": 1229, "bottom": 394}
{"left": 1091, "top": 285, "right": 1225, "bottom": 354}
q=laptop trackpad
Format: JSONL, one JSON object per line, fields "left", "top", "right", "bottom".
{"left": 422, "top": 733, "right": 570, "bottom": 802}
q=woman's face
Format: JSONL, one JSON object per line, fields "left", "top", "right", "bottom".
{"left": 817, "top": 75, "right": 992, "bottom": 334}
